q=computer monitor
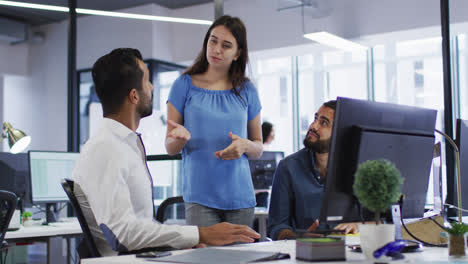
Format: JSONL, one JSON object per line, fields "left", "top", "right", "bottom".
{"left": 455, "top": 119, "right": 468, "bottom": 217}
{"left": 28, "top": 151, "right": 80, "bottom": 223}
{"left": 0, "top": 152, "right": 31, "bottom": 210}
{"left": 249, "top": 151, "right": 284, "bottom": 190}
{"left": 320, "top": 97, "right": 437, "bottom": 223}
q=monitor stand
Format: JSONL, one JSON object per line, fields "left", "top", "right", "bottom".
{"left": 44, "top": 203, "right": 57, "bottom": 224}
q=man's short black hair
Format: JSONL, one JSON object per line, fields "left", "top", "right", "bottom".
{"left": 323, "top": 100, "right": 337, "bottom": 111}
{"left": 92, "top": 48, "right": 144, "bottom": 116}
{"left": 261, "top": 121, "right": 273, "bottom": 144}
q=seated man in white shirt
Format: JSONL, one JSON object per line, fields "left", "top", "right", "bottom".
{"left": 72, "top": 48, "right": 260, "bottom": 257}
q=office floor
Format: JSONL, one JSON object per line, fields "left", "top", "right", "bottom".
{"left": 4, "top": 244, "right": 47, "bottom": 264}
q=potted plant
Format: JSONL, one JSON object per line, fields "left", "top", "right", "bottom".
{"left": 22, "top": 211, "right": 33, "bottom": 227}
{"left": 445, "top": 222, "right": 468, "bottom": 257}
{"left": 353, "top": 159, "right": 403, "bottom": 262}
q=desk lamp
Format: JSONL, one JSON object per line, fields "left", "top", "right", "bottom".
{"left": 435, "top": 129, "right": 462, "bottom": 222}
{"left": 1, "top": 122, "right": 31, "bottom": 154}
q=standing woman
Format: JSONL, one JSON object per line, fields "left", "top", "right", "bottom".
{"left": 165, "top": 15, "right": 263, "bottom": 227}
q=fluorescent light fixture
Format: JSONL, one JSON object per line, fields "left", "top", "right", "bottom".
{"left": 77, "top": 8, "right": 212, "bottom": 25}
{"left": 0, "top": 0, "right": 212, "bottom": 25}
{"left": 304, "top": 31, "right": 368, "bottom": 52}
{"left": 0, "top": 0, "right": 68, "bottom": 12}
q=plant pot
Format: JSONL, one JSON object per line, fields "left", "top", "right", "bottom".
{"left": 359, "top": 224, "right": 395, "bottom": 263}
{"left": 448, "top": 233, "right": 467, "bottom": 257}
{"left": 22, "top": 217, "right": 33, "bottom": 227}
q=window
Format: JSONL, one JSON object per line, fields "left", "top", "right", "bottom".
{"left": 252, "top": 56, "right": 294, "bottom": 155}
{"left": 373, "top": 37, "right": 445, "bottom": 206}
{"left": 297, "top": 49, "right": 368, "bottom": 149}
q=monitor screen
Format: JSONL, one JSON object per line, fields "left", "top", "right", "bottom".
{"left": 320, "top": 97, "right": 437, "bottom": 223}
{"left": 29, "top": 151, "right": 80, "bottom": 203}
{"left": 456, "top": 119, "right": 468, "bottom": 216}
{"left": 0, "top": 152, "right": 31, "bottom": 208}
{"left": 249, "top": 151, "right": 284, "bottom": 190}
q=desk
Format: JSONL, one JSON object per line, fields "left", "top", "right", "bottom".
{"left": 81, "top": 236, "right": 451, "bottom": 264}
{"left": 5, "top": 219, "right": 82, "bottom": 264}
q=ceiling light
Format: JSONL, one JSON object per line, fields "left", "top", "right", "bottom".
{"left": 77, "top": 8, "right": 212, "bottom": 25}
{"left": 0, "top": 0, "right": 212, "bottom": 25}
{"left": 304, "top": 31, "right": 368, "bottom": 52}
{"left": 0, "top": 0, "right": 67, "bottom": 12}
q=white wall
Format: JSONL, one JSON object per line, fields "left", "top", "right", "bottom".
{"left": 1, "top": 75, "right": 37, "bottom": 152}
{"left": 0, "top": 3, "right": 174, "bottom": 152}
{"left": 0, "top": 42, "right": 29, "bottom": 76}
{"left": 28, "top": 21, "right": 68, "bottom": 151}
{"left": 75, "top": 4, "right": 173, "bottom": 69}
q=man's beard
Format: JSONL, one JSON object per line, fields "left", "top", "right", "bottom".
{"left": 137, "top": 92, "right": 153, "bottom": 118}
{"left": 303, "top": 129, "right": 330, "bottom": 153}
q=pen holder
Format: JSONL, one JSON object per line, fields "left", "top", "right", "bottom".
{"left": 359, "top": 224, "right": 395, "bottom": 263}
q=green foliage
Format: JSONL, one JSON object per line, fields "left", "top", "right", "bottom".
{"left": 353, "top": 159, "right": 404, "bottom": 215}
{"left": 22, "top": 211, "right": 32, "bottom": 218}
{"left": 445, "top": 222, "right": 468, "bottom": 235}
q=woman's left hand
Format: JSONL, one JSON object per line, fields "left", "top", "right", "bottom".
{"left": 214, "top": 132, "right": 247, "bottom": 160}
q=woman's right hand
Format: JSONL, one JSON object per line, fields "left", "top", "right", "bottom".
{"left": 167, "top": 119, "right": 191, "bottom": 143}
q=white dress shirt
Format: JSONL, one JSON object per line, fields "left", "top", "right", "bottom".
{"left": 72, "top": 118, "right": 199, "bottom": 256}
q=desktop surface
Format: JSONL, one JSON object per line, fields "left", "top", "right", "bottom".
{"left": 5, "top": 218, "right": 81, "bottom": 240}
{"left": 80, "top": 236, "right": 451, "bottom": 264}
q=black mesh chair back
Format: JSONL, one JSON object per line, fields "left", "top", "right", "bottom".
{"left": 156, "top": 196, "right": 184, "bottom": 223}
{"left": 61, "top": 178, "right": 101, "bottom": 258}
{"left": 0, "top": 190, "right": 16, "bottom": 250}
{"left": 255, "top": 191, "right": 269, "bottom": 208}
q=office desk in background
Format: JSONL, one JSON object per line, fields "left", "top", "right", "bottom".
{"left": 81, "top": 236, "right": 450, "bottom": 264}
{"left": 5, "top": 218, "right": 82, "bottom": 264}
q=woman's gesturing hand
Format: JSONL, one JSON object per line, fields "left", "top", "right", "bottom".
{"left": 167, "top": 119, "right": 191, "bottom": 143}
{"left": 214, "top": 132, "right": 247, "bottom": 160}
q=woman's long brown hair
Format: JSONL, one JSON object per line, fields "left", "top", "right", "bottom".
{"left": 184, "top": 15, "right": 249, "bottom": 99}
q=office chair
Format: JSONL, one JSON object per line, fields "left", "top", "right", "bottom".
{"left": 0, "top": 190, "right": 17, "bottom": 264}
{"left": 156, "top": 196, "right": 184, "bottom": 223}
{"left": 255, "top": 191, "right": 269, "bottom": 208}
{"left": 61, "top": 178, "right": 101, "bottom": 259}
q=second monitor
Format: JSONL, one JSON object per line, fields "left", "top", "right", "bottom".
{"left": 29, "top": 150, "right": 80, "bottom": 224}
{"left": 249, "top": 151, "right": 284, "bottom": 190}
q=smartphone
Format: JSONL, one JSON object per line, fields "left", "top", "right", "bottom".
{"left": 135, "top": 251, "right": 172, "bottom": 258}
{"left": 348, "top": 244, "right": 362, "bottom": 252}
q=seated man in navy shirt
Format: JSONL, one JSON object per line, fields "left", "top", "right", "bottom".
{"left": 268, "top": 100, "right": 358, "bottom": 240}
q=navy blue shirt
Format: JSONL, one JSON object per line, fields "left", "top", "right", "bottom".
{"left": 268, "top": 148, "right": 325, "bottom": 240}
